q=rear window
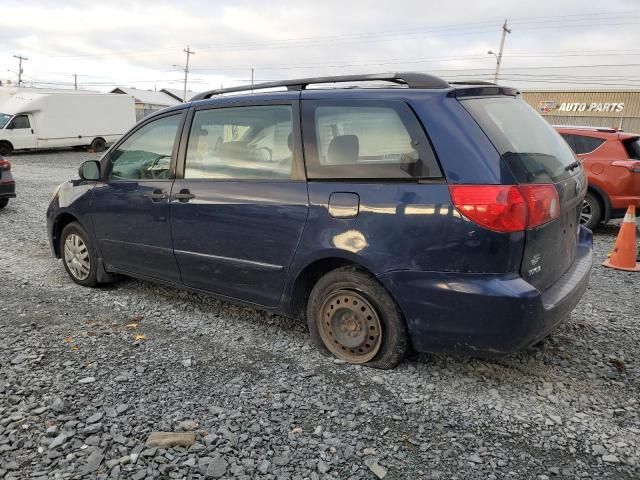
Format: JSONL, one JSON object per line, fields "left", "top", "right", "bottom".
{"left": 624, "top": 137, "right": 640, "bottom": 160}
{"left": 562, "top": 134, "right": 604, "bottom": 154}
{"left": 462, "top": 97, "right": 579, "bottom": 183}
{"left": 302, "top": 100, "right": 442, "bottom": 180}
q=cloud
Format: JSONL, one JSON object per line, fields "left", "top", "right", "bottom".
{"left": 1, "top": 0, "right": 640, "bottom": 91}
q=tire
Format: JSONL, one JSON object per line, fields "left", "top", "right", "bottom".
{"left": 0, "top": 142, "right": 13, "bottom": 156}
{"left": 306, "top": 266, "right": 409, "bottom": 369}
{"left": 0, "top": 198, "right": 8, "bottom": 209}
{"left": 90, "top": 138, "right": 106, "bottom": 153}
{"left": 580, "top": 192, "right": 602, "bottom": 230}
{"left": 60, "top": 222, "right": 99, "bottom": 287}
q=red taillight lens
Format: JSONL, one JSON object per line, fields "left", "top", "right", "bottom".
{"left": 450, "top": 184, "right": 560, "bottom": 233}
{"left": 519, "top": 184, "right": 560, "bottom": 228}
{"left": 0, "top": 159, "right": 10, "bottom": 171}
{"left": 449, "top": 185, "right": 527, "bottom": 233}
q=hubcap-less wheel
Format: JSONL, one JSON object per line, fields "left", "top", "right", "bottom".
{"left": 319, "top": 290, "right": 382, "bottom": 363}
{"left": 64, "top": 233, "right": 90, "bottom": 280}
{"left": 580, "top": 199, "right": 592, "bottom": 226}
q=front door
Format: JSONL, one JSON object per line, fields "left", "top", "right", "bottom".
{"left": 170, "top": 102, "right": 309, "bottom": 307}
{"left": 5, "top": 114, "right": 37, "bottom": 149}
{"left": 91, "top": 112, "right": 184, "bottom": 282}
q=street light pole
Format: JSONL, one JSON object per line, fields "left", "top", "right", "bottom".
{"left": 13, "top": 54, "right": 28, "bottom": 88}
{"left": 491, "top": 19, "right": 511, "bottom": 83}
{"left": 182, "top": 46, "right": 195, "bottom": 102}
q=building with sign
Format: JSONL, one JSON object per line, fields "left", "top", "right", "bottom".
{"left": 520, "top": 90, "right": 640, "bottom": 133}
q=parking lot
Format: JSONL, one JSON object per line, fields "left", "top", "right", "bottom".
{"left": 0, "top": 151, "right": 639, "bottom": 479}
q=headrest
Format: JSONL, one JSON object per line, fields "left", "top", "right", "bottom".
{"left": 327, "top": 135, "right": 359, "bottom": 165}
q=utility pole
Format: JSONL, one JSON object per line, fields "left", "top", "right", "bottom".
{"left": 13, "top": 54, "right": 28, "bottom": 88}
{"left": 251, "top": 68, "right": 254, "bottom": 92}
{"left": 74, "top": 74, "right": 78, "bottom": 90}
{"left": 493, "top": 19, "right": 511, "bottom": 83}
{"left": 182, "top": 46, "right": 195, "bottom": 102}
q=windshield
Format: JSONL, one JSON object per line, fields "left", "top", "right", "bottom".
{"left": 462, "top": 97, "right": 579, "bottom": 183}
{"left": 0, "top": 114, "right": 11, "bottom": 129}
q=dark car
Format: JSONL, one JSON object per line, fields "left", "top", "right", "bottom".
{"left": 554, "top": 126, "right": 640, "bottom": 230}
{"left": 47, "top": 73, "right": 592, "bottom": 369}
{"left": 0, "top": 156, "right": 15, "bottom": 209}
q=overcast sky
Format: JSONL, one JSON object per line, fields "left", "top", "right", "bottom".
{"left": 1, "top": 0, "right": 640, "bottom": 93}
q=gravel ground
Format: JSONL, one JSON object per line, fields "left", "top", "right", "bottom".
{"left": 1, "top": 150, "right": 639, "bottom": 480}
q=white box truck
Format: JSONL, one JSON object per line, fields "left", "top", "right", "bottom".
{"left": 0, "top": 92, "right": 136, "bottom": 156}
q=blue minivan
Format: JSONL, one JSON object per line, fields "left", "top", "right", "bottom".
{"left": 47, "top": 73, "right": 592, "bottom": 369}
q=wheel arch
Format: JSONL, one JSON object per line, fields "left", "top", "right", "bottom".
{"left": 283, "top": 254, "right": 401, "bottom": 320}
{"left": 51, "top": 212, "right": 82, "bottom": 258}
{"left": 586, "top": 183, "right": 611, "bottom": 222}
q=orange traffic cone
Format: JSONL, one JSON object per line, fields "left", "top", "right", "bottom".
{"left": 602, "top": 205, "right": 640, "bottom": 272}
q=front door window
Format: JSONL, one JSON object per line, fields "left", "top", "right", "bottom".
{"left": 109, "top": 114, "right": 181, "bottom": 181}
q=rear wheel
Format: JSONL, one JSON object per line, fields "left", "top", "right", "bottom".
{"left": 0, "top": 198, "right": 8, "bottom": 209}
{"left": 307, "top": 267, "right": 408, "bottom": 369}
{"left": 580, "top": 192, "right": 602, "bottom": 230}
{"left": 0, "top": 142, "right": 13, "bottom": 156}
{"left": 90, "top": 138, "right": 106, "bottom": 153}
{"left": 60, "top": 222, "right": 99, "bottom": 287}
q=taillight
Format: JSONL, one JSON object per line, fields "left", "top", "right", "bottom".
{"left": 612, "top": 160, "right": 640, "bottom": 173}
{"left": 449, "top": 184, "right": 560, "bottom": 233}
{"left": 0, "top": 159, "right": 10, "bottom": 171}
{"left": 519, "top": 184, "right": 560, "bottom": 228}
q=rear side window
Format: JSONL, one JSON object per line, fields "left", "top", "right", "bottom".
{"left": 184, "top": 105, "right": 293, "bottom": 180}
{"left": 624, "top": 137, "right": 640, "bottom": 160}
{"left": 462, "top": 97, "right": 578, "bottom": 183}
{"left": 566, "top": 134, "right": 604, "bottom": 154}
{"left": 302, "top": 101, "right": 441, "bottom": 179}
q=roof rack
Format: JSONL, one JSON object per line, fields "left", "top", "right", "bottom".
{"left": 449, "top": 80, "right": 496, "bottom": 86}
{"left": 191, "top": 72, "right": 450, "bottom": 100}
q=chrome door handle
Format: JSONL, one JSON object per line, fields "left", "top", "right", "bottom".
{"left": 174, "top": 190, "right": 195, "bottom": 202}
{"left": 146, "top": 190, "right": 167, "bottom": 201}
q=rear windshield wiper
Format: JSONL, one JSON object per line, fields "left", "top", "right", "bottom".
{"left": 565, "top": 160, "right": 581, "bottom": 171}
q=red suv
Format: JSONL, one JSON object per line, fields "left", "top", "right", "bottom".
{"left": 555, "top": 126, "right": 640, "bottom": 229}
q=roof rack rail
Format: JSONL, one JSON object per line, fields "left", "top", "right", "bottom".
{"left": 552, "top": 125, "right": 619, "bottom": 133}
{"left": 449, "top": 80, "right": 496, "bottom": 86}
{"left": 191, "top": 72, "right": 450, "bottom": 100}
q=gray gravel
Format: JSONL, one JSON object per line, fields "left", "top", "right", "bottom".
{"left": 1, "top": 150, "right": 639, "bottom": 479}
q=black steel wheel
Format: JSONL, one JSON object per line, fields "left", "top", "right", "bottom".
{"left": 307, "top": 266, "right": 408, "bottom": 369}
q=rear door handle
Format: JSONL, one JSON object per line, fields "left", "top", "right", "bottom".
{"left": 146, "top": 190, "right": 167, "bottom": 201}
{"left": 174, "top": 189, "right": 195, "bottom": 202}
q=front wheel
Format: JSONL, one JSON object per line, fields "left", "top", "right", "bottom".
{"left": 0, "top": 198, "right": 8, "bottom": 209}
{"left": 307, "top": 267, "right": 409, "bottom": 369}
{"left": 60, "top": 222, "right": 99, "bottom": 287}
{"left": 0, "top": 142, "right": 13, "bottom": 156}
{"left": 580, "top": 192, "right": 602, "bottom": 230}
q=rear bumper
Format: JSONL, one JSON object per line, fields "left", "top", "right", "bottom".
{"left": 0, "top": 182, "right": 16, "bottom": 199}
{"left": 378, "top": 226, "right": 593, "bottom": 355}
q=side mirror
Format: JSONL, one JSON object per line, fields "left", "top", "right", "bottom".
{"left": 79, "top": 160, "right": 101, "bottom": 181}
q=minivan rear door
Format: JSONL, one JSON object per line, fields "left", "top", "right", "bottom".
{"left": 461, "top": 96, "right": 587, "bottom": 291}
